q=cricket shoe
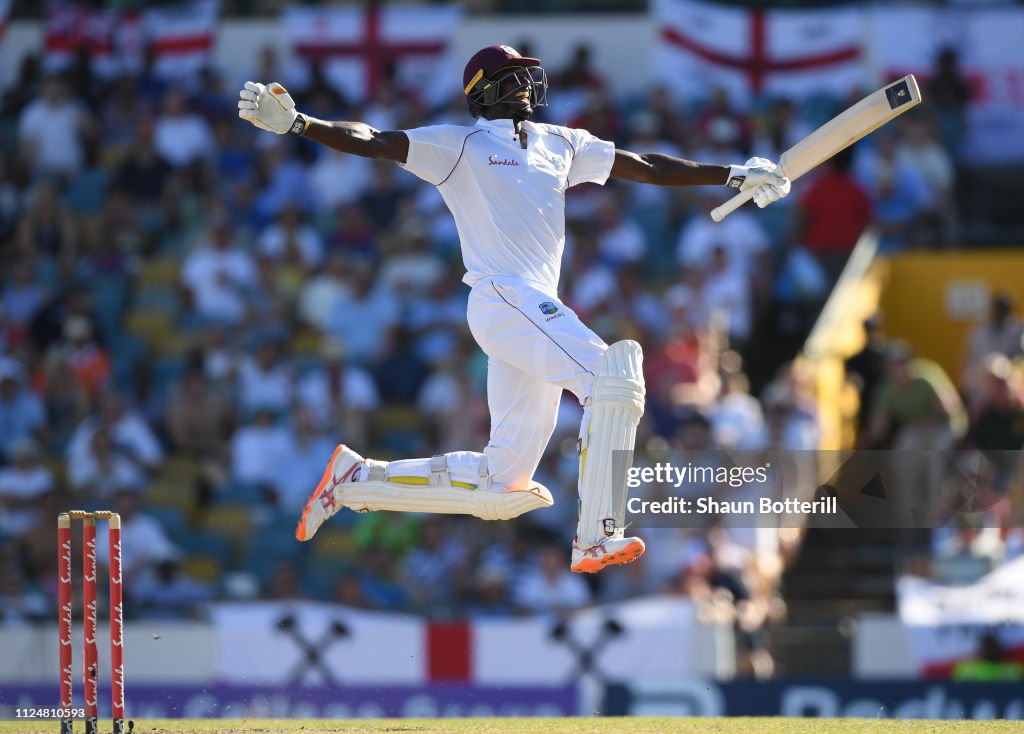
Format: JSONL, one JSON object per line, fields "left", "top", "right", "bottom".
{"left": 570, "top": 532, "right": 646, "bottom": 573}
{"left": 295, "top": 444, "right": 364, "bottom": 541}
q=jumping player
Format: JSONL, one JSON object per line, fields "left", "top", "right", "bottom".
{"left": 238, "top": 45, "right": 790, "bottom": 572}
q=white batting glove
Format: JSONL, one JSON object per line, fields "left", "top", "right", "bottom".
{"left": 237, "top": 81, "right": 307, "bottom": 136}
{"left": 726, "top": 157, "right": 791, "bottom": 208}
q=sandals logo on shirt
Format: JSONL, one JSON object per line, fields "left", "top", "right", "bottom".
{"left": 539, "top": 302, "right": 559, "bottom": 315}
{"left": 488, "top": 155, "right": 519, "bottom": 167}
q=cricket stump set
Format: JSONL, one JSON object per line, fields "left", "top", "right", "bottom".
{"left": 58, "top": 511, "right": 126, "bottom": 734}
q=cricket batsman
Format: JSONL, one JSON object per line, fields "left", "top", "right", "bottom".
{"left": 238, "top": 45, "right": 790, "bottom": 572}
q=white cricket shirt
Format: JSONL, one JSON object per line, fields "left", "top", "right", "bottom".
{"left": 399, "top": 117, "right": 615, "bottom": 295}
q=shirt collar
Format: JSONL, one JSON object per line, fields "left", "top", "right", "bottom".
{"left": 474, "top": 117, "right": 532, "bottom": 136}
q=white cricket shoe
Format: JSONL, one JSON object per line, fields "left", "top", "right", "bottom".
{"left": 295, "top": 444, "right": 365, "bottom": 541}
{"left": 570, "top": 532, "right": 646, "bottom": 573}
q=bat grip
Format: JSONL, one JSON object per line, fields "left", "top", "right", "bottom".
{"left": 710, "top": 187, "right": 755, "bottom": 222}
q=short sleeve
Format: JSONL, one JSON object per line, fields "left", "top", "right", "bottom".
{"left": 399, "top": 125, "right": 472, "bottom": 186}
{"left": 564, "top": 127, "right": 615, "bottom": 188}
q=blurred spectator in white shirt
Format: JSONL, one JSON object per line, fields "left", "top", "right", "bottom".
{"left": 238, "top": 339, "right": 294, "bottom": 417}
{"left": 326, "top": 264, "right": 399, "bottom": 366}
{"left": 296, "top": 339, "right": 378, "bottom": 440}
{"left": 678, "top": 190, "right": 770, "bottom": 277}
{"left": 181, "top": 218, "right": 258, "bottom": 325}
{"left": 67, "top": 391, "right": 163, "bottom": 474}
{"left": 514, "top": 544, "right": 592, "bottom": 614}
{"left": 299, "top": 252, "right": 352, "bottom": 332}
{"left": 595, "top": 194, "right": 646, "bottom": 267}
{"left": 17, "top": 74, "right": 90, "bottom": 177}
{"left": 230, "top": 408, "right": 291, "bottom": 490}
{"left": 711, "top": 371, "right": 767, "bottom": 450}
{"left": 961, "top": 293, "right": 1024, "bottom": 401}
{"left": 273, "top": 407, "right": 337, "bottom": 509}
{"left": 0, "top": 361, "right": 46, "bottom": 463}
{"left": 96, "top": 491, "right": 182, "bottom": 582}
{"left": 67, "top": 427, "right": 147, "bottom": 498}
{"left": 378, "top": 219, "right": 447, "bottom": 301}
{"left": 700, "top": 247, "right": 753, "bottom": 346}
{"left": 153, "top": 87, "right": 215, "bottom": 169}
{"left": 310, "top": 149, "right": 372, "bottom": 210}
{"left": 400, "top": 519, "right": 467, "bottom": 608}
{"left": 257, "top": 204, "right": 324, "bottom": 270}
{"left": 0, "top": 439, "right": 53, "bottom": 537}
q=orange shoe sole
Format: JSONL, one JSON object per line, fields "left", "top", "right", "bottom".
{"left": 571, "top": 538, "right": 646, "bottom": 574}
{"left": 295, "top": 444, "right": 357, "bottom": 541}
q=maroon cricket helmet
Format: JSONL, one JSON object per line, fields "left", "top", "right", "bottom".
{"left": 463, "top": 45, "right": 547, "bottom": 111}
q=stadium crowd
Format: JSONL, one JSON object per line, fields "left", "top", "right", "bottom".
{"left": 0, "top": 36, "right": 1017, "bottom": 678}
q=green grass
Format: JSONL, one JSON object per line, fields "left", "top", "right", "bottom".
{"left": 1, "top": 719, "right": 1022, "bottom": 734}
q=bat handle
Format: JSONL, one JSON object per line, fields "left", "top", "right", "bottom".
{"left": 710, "top": 187, "right": 755, "bottom": 222}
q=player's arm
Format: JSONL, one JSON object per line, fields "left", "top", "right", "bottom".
{"left": 610, "top": 149, "right": 790, "bottom": 207}
{"left": 237, "top": 81, "right": 408, "bottom": 162}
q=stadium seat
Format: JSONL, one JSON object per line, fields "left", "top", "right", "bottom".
{"left": 178, "top": 554, "right": 223, "bottom": 584}
{"left": 137, "top": 258, "right": 182, "bottom": 289}
{"left": 125, "top": 309, "right": 176, "bottom": 353}
{"left": 199, "top": 505, "right": 254, "bottom": 562}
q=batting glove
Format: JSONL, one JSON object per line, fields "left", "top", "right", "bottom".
{"left": 726, "top": 157, "right": 791, "bottom": 208}
{"left": 238, "top": 81, "right": 308, "bottom": 136}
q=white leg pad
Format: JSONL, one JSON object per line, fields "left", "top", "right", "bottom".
{"left": 339, "top": 451, "right": 553, "bottom": 521}
{"left": 577, "top": 340, "right": 645, "bottom": 547}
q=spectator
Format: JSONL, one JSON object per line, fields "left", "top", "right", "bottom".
{"left": 514, "top": 544, "right": 591, "bottom": 614}
{"left": 377, "top": 219, "right": 447, "bottom": 300}
{"left": 17, "top": 74, "right": 90, "bottom": 177}
{"left": 181, "top": 217, "right": 258, "bottom": 326}
{"left": 710, "top": 370, "right": 766, "bottom": 450}
{"left": 67, "top": 426, "right": 147, "bottom": 498}
{"left": 310, "top": 148, "right": 373, "bottom": 211}
{"left": 927, "top": 47, "right": 970, "bottom": 158}
{"left": 298, "top": 251, "right": 353, "bottom": 332}
{"left": 66, "top": 391, "right": 163, "bottom": 476}
{"left": 326, "top": 263, "right": 399, "bottom": 366}
{"left": 864, "top": 341, "right": 967, "bottom": 450}
{"left": 96, "top": 491, "right": 181, "bottom": 582}
{"left": 14, "top": 180, "right": 78, "bottom": 271}
{"left": 595, "top": 194, "right": 646, "bottom": 267}
{"left": 59, "top": 316, "right": 111, "bottom": 400}
{"left": 165, "top": 362, "right": 235, "bottom": 492}
{"left": 111, "top": 117, "right": 173, "bottom": 206}
{"left": 400, "top": 519, "right": 467, "bottom": 609}
{"left": 273, "top": 407, "right": 337, "bottom": 509}
{"left": 132, "top": 559, "right": 214, "bottom": 620}
{"left": 2, "top": 259, "right": 47, "bottom": 342}
{"left": 0, "top": 361, "right": 46, "bottom": 464}
{"left": 230, "top": 408, "right": 291, "bottom": 493}
{"left": 960, "top": 292, "right": 1024, "bottom": 401}
{"left": 257, "top": 204, "right": 325, "bottom": 270}
{"left": 795, "top": 149, "right": 872, "bottom": 282}
{"left": 845, "top": 313, "right": 888, "bottom": 433}
{"left": 153, "top": 87, "right": 215, "bottom": 169}
{"left": 237, "top": 338, "right": 294, "bottom": 417}
{"left": 677, "top": 189, "right": 770, "bottom": 277}
{"left": 296, "top": 339, "right": 379, "bottom": 440}
{"left": 0, "top": 439, "right": 54, "bottom": 537}
{"left": 0, "top": 556, "right": 51, "bottom": 625}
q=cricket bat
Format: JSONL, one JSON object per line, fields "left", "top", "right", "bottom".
{"left": 711, "top": 74, "right": 922, "bottom": 222}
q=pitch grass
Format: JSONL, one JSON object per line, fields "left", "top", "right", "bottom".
{"left": 2, "top": 719, "right": 1022, "bottom": 734}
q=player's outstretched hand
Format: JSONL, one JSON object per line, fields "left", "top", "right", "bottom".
{"left": 238, "top": 81, "right": 301, "bottom": 135}
{"left": 738, "top": 156, "right": 791, "bottom": 208}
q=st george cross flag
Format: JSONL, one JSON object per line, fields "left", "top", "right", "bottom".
{"left": 142, "top": 0, "right": 219, "bottom": 79}
{"left": 43, "top": 0, "right": 217, "bottom": 80}
{"left": 870, "top": 5, "right": 1024, "bottom": 162}
{"left": 284, "top": 4, "right": 461, "bottom": 104}
{"left": 654, "top": 0, "right": 865, "bottom": 106}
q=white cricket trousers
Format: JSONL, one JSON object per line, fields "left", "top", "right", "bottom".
{"left": 377, "top": 275, "right": 606, "bottom": 495}
{"left": 465, "top": 275, "right": 606, "bottom": 490}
